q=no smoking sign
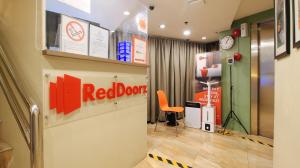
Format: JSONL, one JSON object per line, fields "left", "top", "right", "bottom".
{"left": 66, "top": 21, "right": 85, "bottom": 41}
{"left": 61, "top": 15, "right": 88, "bottom": 55}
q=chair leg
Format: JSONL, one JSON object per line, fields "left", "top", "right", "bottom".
{"left": 183, "top": 112, "right": 186, "bottom": 129}
{"left": 164, "top": 113, "right": 168, "bottom": 126}
{"left": 154, "top": 111, "right": 161, "bottom": 132}
{"left": 175, "top": 112, "right": 178, "bottom": 137}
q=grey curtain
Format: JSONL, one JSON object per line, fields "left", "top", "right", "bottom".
{"left": 148, "top": 36, "right": 206, "bottom": 123}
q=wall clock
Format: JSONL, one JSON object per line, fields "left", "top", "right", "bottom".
{"left": 220, "top": 36, "right": 235, "bottom": 50}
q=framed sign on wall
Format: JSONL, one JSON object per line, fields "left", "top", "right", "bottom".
{"left": 132, "top": 36, "right": 147, "bottom": 64}
{"left": 293, "top": 0, "right": 300, "bottom": 48}
{"left": 89, "top": 24, "right": 109, "bottom": 58}
{"left": 61, "top": 15, "right": 89, "bottom": 55}
{"left": 275, "top": 0, "right": 290, "bottom": 58}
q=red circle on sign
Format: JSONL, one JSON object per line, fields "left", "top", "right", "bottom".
{"left": 66, "top": 21, "right": 85, "bottom": 41}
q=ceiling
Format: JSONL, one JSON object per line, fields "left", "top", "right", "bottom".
{"left": 144, "top": 0, "right": 274, "bottom": 42}
{"left": 235, "top": 0, "right": 274, "bottom": 20}
{"left": 47, "top": 0, "right": 144, "bottom": 31}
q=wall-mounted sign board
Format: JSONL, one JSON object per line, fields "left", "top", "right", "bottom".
{"left": 89, "top": 24, "right": 109, "bottom": 58}
{"left": 136, "top": 13, "right": 148, "bottom": 34}
{"left": 43, "top": 71, "right": 147, "bottom": 128}
{"left": 117, "top": 41, "right": 131, "bottom": 63}
{"left": 61, "top": 15, "right": 88, "bottom": 55}
{"left": 132, "top": 36, "right": 147, "bottom": 64}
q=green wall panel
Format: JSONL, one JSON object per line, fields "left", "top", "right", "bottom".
{"left": 232, "top": 9, "right": 274, "bottom": 28}
{"left": 219, "top": 9, "right": 274, "bottom": 133}
{"left": 220, "top": 31, "right": 251, "bottom": 133}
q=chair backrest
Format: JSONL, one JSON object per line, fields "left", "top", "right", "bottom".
{"left": 157, "top": 90, "right": 169, "bottom": 110}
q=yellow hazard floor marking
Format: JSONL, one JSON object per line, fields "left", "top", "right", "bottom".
{"left": 241, "top": 136, "right": 274, "bottom": 148}
{"left": 216, "top": 130, "right": 273, "bottom": 148}
{"left": 216, "top": 130, "right": 233, "bottom": 136}
{"left": 148, "top": 153, "right": 192, "bottom": 168}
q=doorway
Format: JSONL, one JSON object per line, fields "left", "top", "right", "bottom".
{"left": 251, "top": 20, "right": 275, "bottom": 139}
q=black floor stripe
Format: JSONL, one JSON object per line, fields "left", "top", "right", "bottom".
{"left": 167, "top": 159, "right": 173, "bottom": 165}
{"left": 177, "top": 162, "right": 184, "bottom": 168}
{"left": 257, "top": 141, "right": 264, "bottom": 145}
{"left": 220, "top": 133, "right": 273, "bottom": 148}
{"left": 244, "top": 137, "right": 273, "bottom": 148}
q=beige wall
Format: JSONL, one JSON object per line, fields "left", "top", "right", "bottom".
{"left": 41, "top": 59, "right": 148, "bottom": 168}
{"left": 273, "top": 2, "right": 300, "bottom": 167}
{"left": 0, "top": 90, "right": 31, "bottom": 168}
{"left": 273, "top": 48, "right": 300, "bottom": 167}
{"left": 44, "top": 102, "right": 147, "bottom": 168}
{"left": 0, "top": 0, "right": 43, "bottom": 168}
{"left": 0, "top": 0, "right": 43, "bottom": 102}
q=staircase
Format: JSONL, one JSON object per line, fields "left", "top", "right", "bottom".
{"left": 0, "top": 121, "right": 13, "bottom": 168}
{"left": 0, "top": 142, "right": 13, "bottom": 168}
{"left": 0, "top": 45, "right": 42, "bottom": 168}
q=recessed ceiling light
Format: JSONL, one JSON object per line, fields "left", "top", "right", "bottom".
{"left": 202, "top": 36, "right": 207, "bottom": 40}
{"left": 160, "top": 24, "right": 166, "bottom": 29}
{"left": 183, "top": 30, "right": 191, "bottom": 36}
{"left": 123, "top": 11, "right": 130, "bottom": 16}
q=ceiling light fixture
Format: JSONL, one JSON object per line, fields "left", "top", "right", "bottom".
{"left": 160, "top": 24, "right": 166, "bottom": 29}
{"left": 202, "top": 36, "right": 207, "bottom": 40}
{"left": 183, "top": 30, "right": 191, "bottom": 36}
{"left": 123, "top": 11, "right": 130, "bottom": 16}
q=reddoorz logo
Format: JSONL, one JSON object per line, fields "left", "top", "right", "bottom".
{"left": 49, "top": 74, "right": 147, "bottom": 115}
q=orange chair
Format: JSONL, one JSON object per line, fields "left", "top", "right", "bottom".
{"left": 155, "top": 90, "right": 185, "bottom": 136}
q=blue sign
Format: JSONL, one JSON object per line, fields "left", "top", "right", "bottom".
{"left": 117, "top": 41, "right": 131, "bottom": 63}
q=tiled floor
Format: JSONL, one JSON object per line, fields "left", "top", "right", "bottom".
{"left": 135, "top": 122, "right": 273, "bottom": 168}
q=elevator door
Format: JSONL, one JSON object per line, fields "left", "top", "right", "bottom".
{"left": 258, "top": 21, "right": 275, "bottom": 138}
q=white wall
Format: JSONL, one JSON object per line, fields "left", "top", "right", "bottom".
{"left": 273, "top": 1, "right": 300, "bottom": 167}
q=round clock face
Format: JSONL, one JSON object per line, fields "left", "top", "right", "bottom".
{"left": 220, "top": 36, "right": 234, "bottom": 50}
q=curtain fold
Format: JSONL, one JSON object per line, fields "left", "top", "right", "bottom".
{"left": 147, "top": 37, "right": 206, "bottom": 123}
